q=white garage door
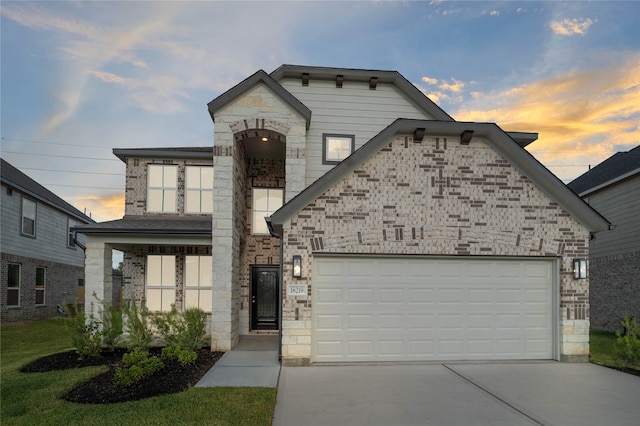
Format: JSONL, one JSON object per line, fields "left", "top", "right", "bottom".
{"left": 312, "top": 256, "right": 554, "bottom": 362}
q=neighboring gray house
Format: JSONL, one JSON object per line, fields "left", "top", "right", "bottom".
{"left": 1, "top": 158, "right": 94, "bottom": 322}
{"left": 78, "top": 65, "right": 610, "bottom": 365}
{"left": 568, "top": 146, "right": 640, "bottom": 332}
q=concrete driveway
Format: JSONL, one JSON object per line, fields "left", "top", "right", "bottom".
{"left": 273, "top": 362, "right": 640, "bottom": 426}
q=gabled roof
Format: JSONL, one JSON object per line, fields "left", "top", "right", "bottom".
{"left": 207, "top": 69, "right": 312, "bottom": 129}
{"left": 268, "top": 119, "right": 610, "bottom": 234}
{"left": 113, "top": 147, "right": 213, "bottom": 163}
{"left": 568, "top": 145, "right": 640, "bottom": 196}
{"left": 1, "top": 158, "right": 94, "bottom": 224}
{"left": 73, "top": 216, "right": 211, "bottom": 235}
{"left": 270, "top": 64, "right": 454, "bottom": 122}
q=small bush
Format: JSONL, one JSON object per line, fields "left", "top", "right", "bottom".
{"left": 60, "top": 301, "right": 102, "bottom": 359}
{"left": 162, "top": 345, "right": 198, "bottom": 366}
{"left": 114, "top": 349, "right": 164, "bottom": 387}
{"left": 122, "top": 301, "right": 154, "bottom": 351}
{"left": 615, "top": 315, "right": 640, "bottom": 368}
{"left": 152, "top": 305, "right": 207, "bottom": 352}
{"left": 96, "top": 294, "right": 123, "bottom": 351}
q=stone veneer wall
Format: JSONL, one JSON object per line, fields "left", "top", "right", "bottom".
{"left": 123, "top": 157, "right": 213, "bottom": 217}
{"left": 280, "top": 135, "right": 591, "bottom": 364}
{"left": 212, "top": 83, "right": 307, "bottom": 350}
{"left": 1, "top": 253, "right": 83, "bottom": 322}
{"left": 589, "top": 251, "right": 640, "bottom": 332}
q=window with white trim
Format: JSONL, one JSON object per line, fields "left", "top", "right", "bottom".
{"left": 147, "top": 164, "right": 178, "bottom": 213}
{"left": 185, "top": 166, "right": 213, "bottom": 214}
{"left": 21, "top": 197, "right": 36, "bottom": 237}
{"left": 252, "top": 188, "right": 283, "bottom": 234}
{"left": 35, "top": 267, "right": 46, "bottom": 306}
{"left": 323, "top": 134, "right": 355, "bottom": 164}
{"left": 7, "top": 264, "right": 20, "bottom": 306}
{"left": 146, "top": 255, "right": 176, "bottom": 311}
{"left": 184, "top": 256, "right": 212, "bottom": 312}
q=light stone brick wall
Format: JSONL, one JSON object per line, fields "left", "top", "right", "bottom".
{"left": 280, "top": 135, "right": 591, "bottom": 365}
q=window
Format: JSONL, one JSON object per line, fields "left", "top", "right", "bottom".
{"left": 7, "top": 264, "right": 20, "bottom": 306}
{"left": 146, "top": 255, "right": 175, "bottom": 311}
{"left": 185, "top": 166, "right": 213, "bottom": 213}
{"left": 21, "top": 198, "right": 36, "bottom": 237}
{"left": 323, "top": 134, "right": 355, "bottom": 164}
{"left": 147, "top": 164, "right": 178, "bottom": 213}
{"left": 252, "top": 188, "right": 283, "bottom": 234}
{"left": 35, "top": 267, "right": 46, "bottom": 305}
{"left": 68, "top": 218, "right": 77, "bottom": 248}
{"left": 184, "top": 256, "right": 212, "bottom": 311}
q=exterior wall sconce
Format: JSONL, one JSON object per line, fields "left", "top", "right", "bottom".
{"left": 292, "top": 255, "right": 302, "bottom": 278}
{"left": 573, "top": 258, "right": 587, "bottom": 279}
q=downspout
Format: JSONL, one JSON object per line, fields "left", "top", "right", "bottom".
{"left": 266, "top": 217, "right": 283, "bottom": 362}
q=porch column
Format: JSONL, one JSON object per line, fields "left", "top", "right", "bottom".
{"left": 212, "top": 154, "right": 236, "bottom": 351}
{"left": 85, "top": 239, "right": 113, "bottom": 314}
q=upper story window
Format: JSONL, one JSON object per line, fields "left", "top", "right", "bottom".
{"left": 185, "top": 166, "right": 213, "bottom": 214}
{"left": 323, "top": 134, "right": 355, "bottom": 164}
{"left": 146, "top": 255, "right": 175, "bottom": 312}
{"left": 7, "top": 264, "right": 20, "bottom": 306}
{"left": 68, "top": 218, "right": 77, "bottom": 248}
{"left": 147, "top": 164, "right": 178, "bottom": 213}
{"left": 252, "top": 188, "right": 283, "bottom": 235}
{"left": 21, "top": 197, "right": 36, "bottom": 237}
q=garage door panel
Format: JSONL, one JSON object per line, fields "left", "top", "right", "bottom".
{"left": 312, "top": 257, "right": 554, "bottom": 362}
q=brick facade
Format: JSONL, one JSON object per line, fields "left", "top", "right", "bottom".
{"left": 589, "top": 251, "right": 640, "bottom": 331}
{"left": 1, "top": 252, "right": 83, "bottom": 322}
{"left": 279, "top": 135, "right": 591, "bottom": 364}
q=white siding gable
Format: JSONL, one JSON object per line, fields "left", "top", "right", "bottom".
{"left": 279, "top": 78, "right": 433, "bottom": 185}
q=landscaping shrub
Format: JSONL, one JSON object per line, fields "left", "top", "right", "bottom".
{"left": 114, "top": 349, "right": 164, "bottom": 387}
{"left": 161, "top": 345, "right": 198, "bottom": 366}
{"left": 61, "top": 301, "right": 102, "bottom": 359}
{"left": 96, "top": 294, "right": 123, "bottom": 351}
{"left": 615, "top": 315, "right": 640, "bottom": 368}
{"left": 122, "top": 301, "right": 154, "bottom": 351}
{"left": 152, "top": 305, "right": 207, "bottom": 352}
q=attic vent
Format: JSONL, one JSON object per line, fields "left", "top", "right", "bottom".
{"left": 369, "top": 77, "right": 378, "bottom": 90}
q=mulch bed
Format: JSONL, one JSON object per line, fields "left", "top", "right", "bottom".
{"left": 20, "top": 347, "right": 223, "bottom": 404}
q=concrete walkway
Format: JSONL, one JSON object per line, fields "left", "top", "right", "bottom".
{"left": 273, "top": 362, "right": 640, "bottom": 426}
{"left": 195, "top": 335, "right": 280, "bottom": 388}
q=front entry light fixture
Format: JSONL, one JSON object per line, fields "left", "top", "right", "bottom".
{"left": 573, "top": 258, "right": 587, "bottom": 279}
{"left": 293, "top": 255, "right": 302, "bottom": 278}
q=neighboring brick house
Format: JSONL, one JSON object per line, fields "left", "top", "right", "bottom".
{"left": 1, "top": 158, "right": 94, "bottom": 322}
{"left": 568, "top": 146, "right": 639, "bottom": 332}
{"left": 78, "top": 65, "right": 610, "bottom": 365}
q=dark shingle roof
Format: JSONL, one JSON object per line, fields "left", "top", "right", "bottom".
{"left": 73, "top": 215, "right": 211, "bottom": 235}
{"left": 568, "top": 146, "right": 640, "bottom": 195}
{"left": 113, "top": 147, "right": 213, "bottom": 163}
{"left": 1, "top": 158, "right": 94, "bottom": 223}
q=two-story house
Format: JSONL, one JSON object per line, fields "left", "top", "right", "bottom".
{"left": 78, "top": 65, "right": 610, "bottom": 366}
{"left": 568, "top": 146, "right": 639, "bottom": 332}
{"left": 1, "top": 158, "right": 95, "bottom": 322}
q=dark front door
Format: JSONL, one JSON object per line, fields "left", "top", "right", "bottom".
{"left": 251, "top": 266, "right": 279, "bottom": 330}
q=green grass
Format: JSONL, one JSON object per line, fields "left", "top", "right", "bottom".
{"left": 1, "top": 319, "right": 276, "bottom": 425}
{"left": 590, "top": 329, "right": 640, "bottom": 371}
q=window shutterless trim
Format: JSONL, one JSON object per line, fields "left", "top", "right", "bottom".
{"left": 20, "top": 197, "right": 37, "bottom": 238}
{"left": 322, "top": 133, "right": 355, "bottom": 165}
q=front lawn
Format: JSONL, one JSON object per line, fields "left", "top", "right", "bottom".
{"left": 590, "top": 329, "right": 640, "bottom": 373}
{"left": 1, "top": 319, "right": 275, "bottom": 426}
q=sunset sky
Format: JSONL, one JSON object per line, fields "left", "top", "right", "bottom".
{"left": 2, "top": 1, "right": 639, "bottom": 223}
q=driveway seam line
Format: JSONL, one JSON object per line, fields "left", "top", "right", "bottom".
{"left": 443, "top": 364, "right": 548, "bottom": 426}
